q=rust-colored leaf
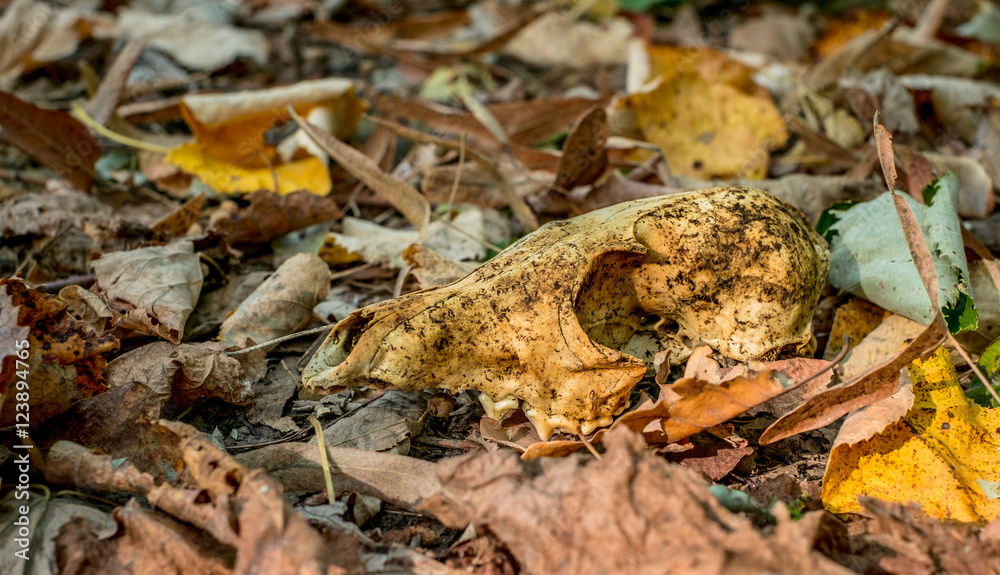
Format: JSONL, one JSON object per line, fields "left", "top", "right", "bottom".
{"left": 0, "top": 278, "right": 119, "bottom": 427}
{"left": 0, "top": 90, "right": 100, "bottom": 190}
{"left": 212, "top": 190, "right": 341, "bottom": 245}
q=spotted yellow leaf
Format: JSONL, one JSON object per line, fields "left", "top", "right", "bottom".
{"left": 823, "top": 346, "right": 1000, "bottom": 524}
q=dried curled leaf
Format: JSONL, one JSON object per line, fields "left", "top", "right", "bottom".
{"left": 221, "top": 253, "right": 331, "bottom": 349}
{"left": 91, "top": 241, "right": 204, "bottom": 344}
{"left": 0, "top": 278, "right": 119, "bottom": 427}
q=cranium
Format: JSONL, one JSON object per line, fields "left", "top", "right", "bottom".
{"left": 302, "top": 187, "right": 829, "bottom": 439}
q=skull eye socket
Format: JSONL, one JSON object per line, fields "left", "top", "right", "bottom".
{"left": 639, "top": 314, "right": 660, "bottom": 326}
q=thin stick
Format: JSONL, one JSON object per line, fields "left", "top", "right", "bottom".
{"left": 577, "top": 431, "right": 602, "bottom": 460}
{"left": 308, "top": 414, "right": 336, "bottom": 502}
{"left": 225, "top": 324, "right": 334, "bottom": 356}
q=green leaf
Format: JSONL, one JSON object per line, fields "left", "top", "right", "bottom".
{"left": 617, "top": 0, "right": 680, "bottom": 13}
{"left": 969, "top": 337, "right": 1000, "bottom": 408}
{"left": 816, "top": 200, "right": 858, "bottom": 242}
{"left": 825, "top": 172, "right": 977, "bottom": 333}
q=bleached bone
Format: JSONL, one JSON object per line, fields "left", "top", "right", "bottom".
{"left": 302, "top": 187, "right": 829, "bottom": 439}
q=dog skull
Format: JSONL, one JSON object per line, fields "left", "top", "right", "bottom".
{"left": 302, "top": 187, "right": 829, "bottom": 439}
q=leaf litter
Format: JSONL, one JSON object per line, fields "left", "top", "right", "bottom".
{"left": 4, "top": 0, "right": 1000, "bottom": 573}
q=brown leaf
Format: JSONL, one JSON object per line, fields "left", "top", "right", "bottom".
{"left": 667, "top": 435, "right": 754, "bottom": 481}
{"left": 220, "top": 253, "right": 331, "bottom": 349}
{"left": 895, "top": 145, "right": 936, "bottom": 200}
{"left": 618, "top": 367, "right": 791, "bottom": 443}
{"left": 759, "top": 319, "right": 946, "bottom": 444}
{"left": 553, "top": 106, "right": 609, "bottom": 192}
{"left": 212, "top": 190, "right": 342, "bottom": 245}
{"left": 91, "top": 242, "right": 204, "bottom": 343}
{"left": 236, "top": 442, "right": 441, "bottom": 510}
{"left": 39, "top": 381, "right": 169, "bottom": 469}
{"left": 46, "top": 420, "right": 359, "bottom": 575}
{"left": 861, "top": 498, "right": 1000, "bottom": 574}
{"left": 0, "top": 90, "right": 100, "bottom": 191}
{"left": 55, "top": 505, "right": 233, "bottom": 575}
{"left": 418, "top": 427, "right": 851, "bottom": 575}
{"left": 106, "top": 341, "right": 262, "bottom": 408}
{"left": 152, "top": 193, "right": 205, "bottom": 238}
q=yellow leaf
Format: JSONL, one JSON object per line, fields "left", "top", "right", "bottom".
{"left": 822, "top": 346, "right": 1000, "bottom": 524}
{"left": 617, "top": 46, "right": 787, "bottom": 180}
{"left": 165, "top": 78, "right": 364, "bottom": 195}
{"left": 167, "top": 143, "right": 331, "bottom": 195}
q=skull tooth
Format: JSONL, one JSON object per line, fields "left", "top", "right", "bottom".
{"left": 522, "top": 406, "right": 560, "bottom": 441}
{"left": 479, "top": 393, "right": 520, "bottom": 421}
{"left": 580, "top": 415, "right": 613, "bottom": 436}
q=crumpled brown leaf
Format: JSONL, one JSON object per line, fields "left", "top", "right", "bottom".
{"left": 45, "top": 420, "right": 361, "bottom": 575}
{"left": 0, "top": 278, "right": 119, "bottom": 427}
{"left": 418, "top": 427, "right": 851, "bottom": 575}
{"left": 107, "top": 341, "right": 261, "bottom": 407}
{"left": 91, "top": 241, "right": 204, "bottom": 343}
{"left": 0, "top": 488, "right": 117, "bottom": 575}
{"left": 238, "top": 427, "right": 851, "bottom": 574}
{"left": 37, "top": 341, "right": 263, "bottom": 468}
{"left": 860, "top": 498, "right": 1000, "bottom": 574}
{"left": 220, "top": 253, "right": 330, "bottom": 349}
